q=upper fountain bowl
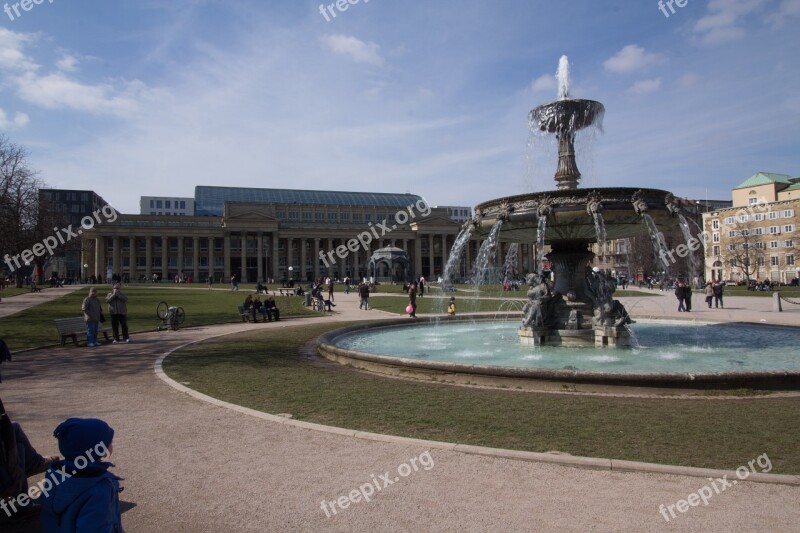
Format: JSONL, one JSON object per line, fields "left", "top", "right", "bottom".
{"left": 529, "top": 99, "right": 605, "bottom": 134}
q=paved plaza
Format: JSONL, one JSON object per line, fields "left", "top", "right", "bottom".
{"left": 1, "top": 288, "right": 799, "bottom": 532}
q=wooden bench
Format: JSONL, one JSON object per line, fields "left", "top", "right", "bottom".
{"left": 237, "top": 305, "right": 253, "bottom": 322}
{"left": 54, "top": 317, "right": 111, "bottom": 346}
{"left": 277, "top": 288, "right": 299, "bottom": 296}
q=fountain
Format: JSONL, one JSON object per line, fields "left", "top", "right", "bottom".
{"left": 472, "top": 56, "right": 681, "bottom": 347}
{"left": 316, "top": 57, "right": 800, "bottom": 393}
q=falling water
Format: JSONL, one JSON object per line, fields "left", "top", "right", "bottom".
{"left": 642, "top": 213, "right": 672, "bottom": 273}
{"left": 678, "top": 213, "right": 702, "bottom": 285}
{"left": 592, "top": 212, "right": 607, "bottom": 248}
{"left": 441, "top": 225, "right": 473, "bottom": 290}
{"left": 535, "top": 216, "right": 548, "bottom": 277}
{"left": 557, "top": 55, "right": 570, "bottom": 100}
{"left": 501, "top": 243, "right": 519, "bottom": 284}
{"left": 471, "top": 221, "right": 503, "bottom": 286}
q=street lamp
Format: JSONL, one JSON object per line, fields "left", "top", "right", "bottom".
{"left": 288, "top": 266, "right": 294, "bottom": 285}
{"left": 83, "top": 264, "right": 89, "bottom": 284}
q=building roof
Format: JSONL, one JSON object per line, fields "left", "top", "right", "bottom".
{"left": 194, "top": 186, "right": 423, "bottom": 216}
{"left": 783, "top": 182, "right": 800, "bottom": 192}
{"left": 733, "top": 172, "right": 796, "bottom": 190}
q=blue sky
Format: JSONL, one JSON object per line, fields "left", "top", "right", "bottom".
{"left": 1, "top": 0, "right": 798, "bottom": 213}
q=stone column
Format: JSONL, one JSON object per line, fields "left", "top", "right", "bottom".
{"left": 270, "top": 233, "right": 279, "bottom": 283}
{"left": 94, "top": 237, "right": 105, "bottom": 278}
{"left": 240, "top": 232, "right": 248, "bottom": 283}
{"left": 145, "top": 237, "right": 152, "bottom": 281}
{"left": 223, "top": 233, "right": 231, "bottom": 280}
{"left": 313, "top": 238, "right": 320, "bottom": 281}
{"left": 257, "top": 232, "right": 264, "bottom": 283}
{"left": 441, "top": 234, "right": 448, "bottom": 276}
{"left": 414, "top": 237, "right": 422, "bottom": 279}
{"left": 160, "top": 236, "right": 168, "bottom": 281}
{"left": 327, "top": 238, "right": 334, "bottom": 277}
{"left": 177, "top": 237, "right": 184, "bottom": 280}
{"left": 192, "top": 236, "right": 200, "bottom": 282}
{"left": 300, "top": 238, "right": 307, "bottom": 283}
{"left": 286, "top": 237, "right": 293, "bottom": 282}
{"left": 208, "top": 237, "right": 215, "bottom": 283}
{"left": 428, "top": 234, "right": 435, "bottom": 279}
{"left": 129, "top": 237, "right": 137, "bottom": 282}
{"left": 112, "top": 237, "right": 120, "bottom": 278}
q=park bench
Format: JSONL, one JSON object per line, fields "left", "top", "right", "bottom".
{"left": 54, "top": 317, "right": 111, "bottom": 346}
{"left": 311, "top": 296, "right": 332, "bottom": 313}
{"left": 277, "top": 288, "right": 300, "bottom": 296}
{"left": 237, "top": 304, "right": 254, "bottom": 322}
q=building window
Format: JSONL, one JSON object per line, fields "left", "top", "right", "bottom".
{"left": 289, "top": 211, "right": 299, "bottom": 220}
{"left": 754, "top": 213, "right": 764, "bottom": 221}
{"left": 738, "top": 214, "right": 748, "bottom": 223}
{"left": 352, "top": 213, "right": 362, "bottom": 222}
{"left": 786, "top": 240, "right": 795, "bottom": 248}
{"left": 276, "top": 211, "right": 286, "bottom": 219}
{"left": 180, "top": 201, "right": 186, "bottom": 209}
{"left": 754, "top": 227, "right": 764, "bottom": 235}
{"left": 156, "top": 200, "right": 162, "bottom": 208}
{"left": 328, "top": 212, "right": 337, "bottom": 223}
{"left": 727, "top": 244, "right": 736, "bottom": 251}
{"left": 784, "top": 225, "right": 794, "bottom": 233}
{"left": 727, "top": 231, "right": 736, "bottom": 238}
{"left": 315, "top": 212, "right": 324, "bottom": 222}
{"left": 365, "top": 213, "right": 373, "bottom": 222}
{"left": 711, "top": 219, "right": 719, "bottom": 229}
{"left": 340, "top": 213, "right": 350, "bottom": 223}
{"left": 712, "top": 233, "right": 720, "bottom": 243}
{"left": 150, "top": 200, "right": 154, "bottom": 208}
{"left": 771, "top": 256, "right": 780, "bottom": 266}
{"left": 768, "top": 211, "right": 778, "bottom": 220}
{"left": 756, "top": 257, "right": 765, "bottom": 267}
{"left": 165, "top": 200, "right": 171, "bottom": 208}
{"left": 302, "top": 212, "right": 312, "bottom": 221}
{"left": 769, "top": 241, "right": 779, "bottom": 249}
{"left": 769, "top": 226, "right": 779, "bottom": 234}
{"left": 784, "top": 210, "right": 795, "bottom": 218}
{"left": 725, "top": 216, "right": 735, "bottom": 224}
{"left": 712, "top": 245, "right": 720, "bottom": 256}
{"left": 787, "top": 255, "right": 795, "bottom": 266}
{"left": 749, "top": 197, "right": 758, "bottom": 205}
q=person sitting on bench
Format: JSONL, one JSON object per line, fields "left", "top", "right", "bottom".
{"left": 311, "top": 285, "right": 336, "bottom": 311}
{"left": 263, "top": 296, "right": 280, "bottom": 322}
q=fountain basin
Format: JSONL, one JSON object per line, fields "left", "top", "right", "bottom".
{"left": 317, "top": 317, "right": 800, "bottom": 393}
{"left": 473, "top": 187, "right": 681, "bottom": 242}
{"left": 529, "top": 98, "right": 605, "bottom": 134}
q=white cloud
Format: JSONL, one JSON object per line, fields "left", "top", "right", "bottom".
{"left": 56, "top": 53, "right": 79, "bottom": 72}
{"left": 0, "top": 28, "right": 38, "bottom": 71}
{"left": 603, "top": 45, "right": 663, "bottom": 73}
{"left": 693, "top": 0, "right": 769, "bottom": 44}
{"left": 628, "top": 78, "right": 662, "bottom": 94}
{"left": 531, "top": 73, "right": 557, "bottom": 94}
{"left": 320, "top": 34, "right": 383, "bottom": 65}
{"left": 0, "top": 109, "right": 29, "bottom": 129}
{"left": 767, "top": 0, "right": 800, "bottom": 26}
{"left": 676, "top": 73, "right": 701, "bottom": 88}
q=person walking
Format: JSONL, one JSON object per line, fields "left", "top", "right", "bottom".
{"left": 704, "top": 282, "right": 714, "bottom": 308}
{"left": 408, "top": 281, "right": 418, "bottom": 318}
{"left": 674, "top": 281, "right": 686, "bottom": 312}
{"left": 358, "top": 282, "right": 370, "bottom": 310}
{"left": 81, "top": 287, "right": 103, "bottom": 347}
{"left": 106, "top": 283, "right": 130, "bottom": 343}
{"left": 713, "top": 282, "right": 724, "bottom": 309}
{"left": 683, "top": 282, "right": 692, "bottom": 312}
{"left": 327, "top": 279, "right": 335, "bottom": 302}
{"left": 418, "top": 277, "right": 425, "bottom": 298}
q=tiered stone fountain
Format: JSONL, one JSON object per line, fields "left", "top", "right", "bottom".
{"left": 472, "top": 56, "right": 681, "bottom": 347}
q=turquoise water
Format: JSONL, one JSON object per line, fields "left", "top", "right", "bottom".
{"left": 333, "top": 321, "right": 800, "bottom": 374}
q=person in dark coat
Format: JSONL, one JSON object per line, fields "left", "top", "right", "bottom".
{"left": 674, "top": 281, "right": 686, "bottom": 312}
{"left": 408, "top": 282, "right": 418, "bottom": 318}
{"left": 683, "top": 282, "right": 692, "bottom": 312}
{"left": 40, "top": 418, "right": 122, "bottom": 533}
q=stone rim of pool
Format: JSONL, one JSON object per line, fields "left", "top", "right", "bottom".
{"left": 317, "top": 316, "right": 800, "bottom": 394}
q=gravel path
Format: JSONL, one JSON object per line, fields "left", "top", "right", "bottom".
{"left": 1, "top": 291, "right": 798, "bottom": 532}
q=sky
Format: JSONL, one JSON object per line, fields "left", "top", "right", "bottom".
{"left": 0, "top": 0, "right": 798, "bottom": 214}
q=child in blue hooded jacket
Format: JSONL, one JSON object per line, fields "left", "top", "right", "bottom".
{"left": 40, "top": 418, "right": 123, "bottom": 532}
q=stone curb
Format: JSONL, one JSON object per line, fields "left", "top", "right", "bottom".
{"left": 154, "top": 340, "right": 800, "bottom": 487}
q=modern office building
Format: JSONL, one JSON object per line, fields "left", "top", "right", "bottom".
{"left": 140, "top": 196, "right": 194, "bottom": 216}
{"left": 82, "top": 186, "right": 543, "bottom": 285}
{"left": 703, "top": 172, "right": 800, "bottom": 283}
{"left": 37, "top": 188, "right": 112, "bottom": 279}
{"left": 437, "top": 205, "right": 473, "bottom": 224}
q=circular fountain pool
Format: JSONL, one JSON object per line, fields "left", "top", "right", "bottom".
{"left": 318, "top": 319, "right": 800, "bottom": 392}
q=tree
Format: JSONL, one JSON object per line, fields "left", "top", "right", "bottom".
{"left": 0, "top": 135, "right": 46, "bottom": 286}
{"left": 721, "top": 219, "right": 767, "bottom": 283}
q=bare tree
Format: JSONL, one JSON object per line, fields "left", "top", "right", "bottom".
{"left": 0, "top": 135, "right": 46, "bottom": 285}
{"left": 721, "top": 219, "right": 767, "bottom": 283}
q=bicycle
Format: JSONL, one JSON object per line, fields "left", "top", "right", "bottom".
{"left": 156, "top": 301, "right": 186, "bottom": 331}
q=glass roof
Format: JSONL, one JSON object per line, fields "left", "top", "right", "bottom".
{"left": 194, "top": 186, "right": 422, "bottom": 216}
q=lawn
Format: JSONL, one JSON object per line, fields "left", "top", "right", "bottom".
{"left": 724, "top": 286, "right": 800, "bottom": 298}
{"left": 0, "top": 286, "right": 36, "bottom": 299}
{"left": 163, "top": 323, "right": 800, "bottom": 474}
{"left": 0, "top": 286, "right": 318, "bottom": 351}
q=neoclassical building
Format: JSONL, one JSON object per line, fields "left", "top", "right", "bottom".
{"left": 703, "top": 172, "right": 799, "bottom": 283}
{"left": 81, "top": 186, "right": 540, "bottom": 284}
